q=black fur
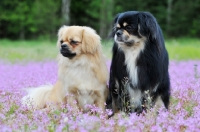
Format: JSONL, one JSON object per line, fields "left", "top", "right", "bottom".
{"left": 60, "top": 44, "right": 76, "bottom": 59}
{"left": 106, "top": 11, "right": 170, "bottom": 115}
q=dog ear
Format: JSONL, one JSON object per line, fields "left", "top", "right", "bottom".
{"left": 137, "top": 12, "right": 159, "bottom": 40}
{"left": 57, "top": 25, "right": 68, "bottom": 48}
{"left": 57, "top": 25, "right": 68, "bottom": 38}
{"left": 82, "top": 27, "right": 101, "bottom": 54}
{"left": 138, "top": 12, "right": 164, "bottom": 53}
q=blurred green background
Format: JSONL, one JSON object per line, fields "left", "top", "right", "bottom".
{"left": 1, "top": 0, "right": 200, "bottom": 39}
{"left": 0, "top": 0, "right": 200, "bottom": 61}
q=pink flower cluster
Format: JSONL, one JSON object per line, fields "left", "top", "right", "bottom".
{"left": 0, "top": 60, "right": 200, "bottom": 131}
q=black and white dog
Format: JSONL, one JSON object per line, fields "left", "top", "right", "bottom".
{"left": 107, "top": 11, "right": 170, "bottom": 115}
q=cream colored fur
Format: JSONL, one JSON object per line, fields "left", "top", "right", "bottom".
{"left": 22, "top": 26, "right": 109, "bottom": 112}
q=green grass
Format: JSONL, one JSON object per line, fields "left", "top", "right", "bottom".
{"left": 0, "top": 38, "right": 200, "bottom": 62}
{"left": 0, "top": 39, "right": 57, "bottom": 62}
{"left": 165, "top": 38, "right": 200, "bottom": 60}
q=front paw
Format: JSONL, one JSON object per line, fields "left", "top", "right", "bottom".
{"left": 134, "top": 106, "right": 143, "bottom": 115}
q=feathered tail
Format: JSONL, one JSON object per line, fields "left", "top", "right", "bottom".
{"left": 21, "top": 85, "right": 53, "bottom": 109}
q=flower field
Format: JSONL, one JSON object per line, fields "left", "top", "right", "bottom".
{"left": 0, "top": 60, "right": 200, "bottom": 131}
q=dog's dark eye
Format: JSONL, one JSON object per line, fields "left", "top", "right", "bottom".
{"left": 125, "top": 25, "right": 132, "bottom": 30}
{"left": 116, "top": 27, "right": 120, "bottom": 31}
{"left": 60, "top": 40, "right": 64, "bottom": 44}
{"left": 113, "top": 26, "right": 120, "bottom": 32}
{"left": 70, "top": 40, "right": 78, "bottom": 45}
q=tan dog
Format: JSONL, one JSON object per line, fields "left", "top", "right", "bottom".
{"left": 22, "top": 26, "right": 109, "bottom": 112}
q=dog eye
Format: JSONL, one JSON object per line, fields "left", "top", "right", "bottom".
{"left": 113, "top": 26, "right": 119, "bottom": 31}
{"left": 70, "top": 40, "right": 78, "bottom": 45}
{"left": 125, "top": 25, "right": 132, "bottom": 30}
{"left": 116, "top": 27, "right": 120, "bottom": 31}
{"left": 60, "top": 40, "right": 64, "bottom": 44}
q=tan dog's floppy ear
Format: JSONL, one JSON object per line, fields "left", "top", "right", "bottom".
{"left": 57, "top": 25, "right": 68, "bottom": 48}
{"left": 82, "top": 27, "right": 101, "bottom": 54}
{"left": 58, "top": 25, "right": 68, "bottom": 38}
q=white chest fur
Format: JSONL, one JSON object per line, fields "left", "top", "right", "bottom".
{"left": 118, "top": 41, "right": 145, "bottom": 111}
{"left": 58, "top": 55, "right": 102, "bottom": 92}
{"left": 57, "top": 55, "right": 105, "bottom": 111}
{"left": 124, "top": 49, "right": 139, "bottom": 87}
{"left": 121, "top": 43, "right": 145, "bottom": 87}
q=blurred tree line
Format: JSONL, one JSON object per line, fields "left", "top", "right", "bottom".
{"left": 0, "top": 0, "right": 199, "bottom": 40}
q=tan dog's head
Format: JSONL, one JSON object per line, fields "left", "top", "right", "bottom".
{"left": 57, "top": 25, "right": 101, "bottom": 59}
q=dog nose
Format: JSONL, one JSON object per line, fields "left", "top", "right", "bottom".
{"left": 61, "top": 44, "right": 67, "bottom": 49}
{"left": 116, "top": 30, "right": 123, "bottom": 37}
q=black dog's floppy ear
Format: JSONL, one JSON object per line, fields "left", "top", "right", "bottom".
{"left": 137, "top": 12, "right": 159, "bottom": 40}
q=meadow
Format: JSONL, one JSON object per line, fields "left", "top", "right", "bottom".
{"left": 0, "top": 38, "right": 200, "bottom": 131}
{"left": 1, "top": 38, "right": 200, "bottom": 61}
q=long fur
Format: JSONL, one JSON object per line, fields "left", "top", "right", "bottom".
{"left": 21, "top": 85, "right": 53, "bottom": 109}
{"left": 106, "top": 11, "right": 170, "bottom": 115}
{"left": 22, "top": 26, "right": 108, "bottom": 112}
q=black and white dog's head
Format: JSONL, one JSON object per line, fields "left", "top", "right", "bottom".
{"left": 111, "top": 11, "right": 163, "bottom": 51}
